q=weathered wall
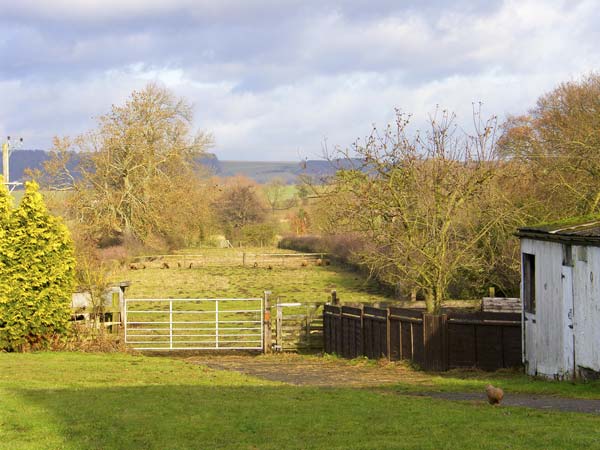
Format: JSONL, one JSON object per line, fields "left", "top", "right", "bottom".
{"left": 573, "top": 245, "right": 600, "bottom": 375}
{"left": 521, "top": 239, "right": 566, "bottom": 378}
{"left": 522, "top": 239, "right": 600, "bottom": 379}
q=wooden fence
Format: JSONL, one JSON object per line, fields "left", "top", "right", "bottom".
{"left": 324, "top": 305, "right": 522, "bottom": 371}
{"left": 132, "top": 252, "right": 326, "bottom": 268}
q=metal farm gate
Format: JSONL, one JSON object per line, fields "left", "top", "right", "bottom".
{"left": 124, "top": 298, "right": 264, "bottom": 351}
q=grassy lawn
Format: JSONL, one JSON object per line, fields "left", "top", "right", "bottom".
{"left": 2, "top": 352, "right": 600, "bottom": 450}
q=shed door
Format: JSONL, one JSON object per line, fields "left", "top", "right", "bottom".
{"left": 523, "top": 311, "right": 537, "bottom": 374}
{"left": 522, "top": 253, "right": 537, "bottom": 375}
{"left": 561, "top": 265, "right": 575, "bottom": 377}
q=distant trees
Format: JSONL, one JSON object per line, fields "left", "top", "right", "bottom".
{"left": 42, "top": 83, "right": 214, "bottom": 248}
{"left": 0, "top": 180, "right": 75, "bottom": 351}
{"left": 264, "top": 177, "right": 297, "bottom": 214}
{"left": 214, "top": 176, "right": 273, "bottom": 244}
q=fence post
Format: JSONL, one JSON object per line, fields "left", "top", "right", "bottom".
{"left": 263, "top": 291, "right": 272, "bottom": 353}
{"left": 242, "top": 252, "right": 246, "bottom": 266}
{"left": 276, "top": 303, "right": 283, "bottom": 352}
{"left": 386, "top": 307, "right": 391, "bottom": 360}
{"left": 331, "top": 290, "right": 338, "bottom": 305}
{"left": 123, "top": 298, "right": 128, "bottom": 344}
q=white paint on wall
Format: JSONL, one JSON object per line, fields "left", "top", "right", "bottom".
{"left": 522, "top": 238, "right": 600, "bottom": 379}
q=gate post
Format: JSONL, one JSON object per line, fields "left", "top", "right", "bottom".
{"left": 276, "top": 303, "right": 283, "bottom": 352}
{"left": 263, "top": 291, "right": 272, "bottom": 353}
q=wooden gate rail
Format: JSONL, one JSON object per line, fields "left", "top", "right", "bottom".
{"left": 324, "top": 305, "right": 522, "bottom": 371}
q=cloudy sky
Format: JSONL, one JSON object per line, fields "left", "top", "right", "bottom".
{"left": 0, "top": 0, "right": 598, "bottom": 161}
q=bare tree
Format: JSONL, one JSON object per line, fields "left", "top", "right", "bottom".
{"left": 325, "top": 107, "right": 511, "bottom": 313}
{"left": 264, "top": 177, "right": 296, "bottom": 214}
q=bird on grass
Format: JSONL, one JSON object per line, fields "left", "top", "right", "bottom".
{"left": 486, "top": 384, "right": 504, "bottom": 405}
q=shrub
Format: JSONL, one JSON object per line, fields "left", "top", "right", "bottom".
{"left": 0, "top": 181, "right": 76, "bottom": 351}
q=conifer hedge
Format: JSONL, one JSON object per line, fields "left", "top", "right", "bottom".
{"left": 0, "top": 180, "right": 75, "bottom": 351}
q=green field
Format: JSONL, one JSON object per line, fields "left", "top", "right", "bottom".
{"left": 2, "top": 352, "right": 600, "bottom": 450}
{"left": 218, "top": 160, "right": 300, "bottom": 184}
{"left": 115, "top": 248, "right": 389, "bottom": 304}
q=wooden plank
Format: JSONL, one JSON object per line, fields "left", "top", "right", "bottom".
{"left": 422, "top": 314, "right": 448, "bottom": 371}
{"left": 475, "top": 325, "right": 503, "bottom": 371}
{"left": 389, "top": 307, "right": 424, "bottom": 320}
{"left": 447, "top": 323, "right": 477, "bottom": 368}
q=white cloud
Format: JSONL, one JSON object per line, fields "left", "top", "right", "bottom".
{"left": 0, "top": 0, "right": 598, "bottom": 160}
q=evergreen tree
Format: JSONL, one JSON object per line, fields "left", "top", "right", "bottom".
{"left": 0, "top": 181, "right": 75, "bottom": 350}
{"left": 0, "top": 178, "right": 13, "bottom": 348}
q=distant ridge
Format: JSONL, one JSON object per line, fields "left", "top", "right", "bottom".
{"left": 2, "top": 150, "right": 356, "bottom": 185}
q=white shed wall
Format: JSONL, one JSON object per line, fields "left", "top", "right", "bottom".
{"left": 522, "top": 239, "right": 600, "bottom": 379}
{"left": 521, "top": 239, "right": 566, "bottom": 377}
{"left": 573, "top": 245, "right": 600, "bottom": 374}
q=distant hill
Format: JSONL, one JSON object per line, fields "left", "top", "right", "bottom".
{"left": 2, "top": 150, "right": 357, "bottom": 185}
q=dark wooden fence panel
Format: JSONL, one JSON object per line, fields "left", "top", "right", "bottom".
{"left": 502, "top": 325, "right": 522, "bottom": 368}
{"left": 400, "top": 321, "right": 414, "bottom": 360}
{"left": 341, "top": 306, "right": 362, "bottom": 358}
{"left": 324, "top": 305, "right": 522, "bottom": 372}
{"left": 363, "top": 307, "right": 388, "bottom": 359}
{"left": 323, "top": 305, "right": 340, "bottom": 354}
{"left": 447, "top": 323, "right": 477, "bottom": 368}
{"left": 411, "top": 321, "right": 425, "bottom": 366}
{"left": 389, "top": 318, "right": 401, "bottom": 361}
{"left": 422, "top": 314, "right": 447, "bottom": 371}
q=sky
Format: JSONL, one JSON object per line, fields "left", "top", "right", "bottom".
{"left": 0, "top": 0, "right": 598, "bottom": 161}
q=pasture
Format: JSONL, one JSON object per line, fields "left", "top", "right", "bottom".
{"left": 113, "top": 247, "right": 389, "bottom": 303}
{"left": 2, "top": 352, "right": 600, "bottom": 450}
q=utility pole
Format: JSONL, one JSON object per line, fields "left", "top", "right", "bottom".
{"left": 2, "top": 136, "right": 23, "bottom": 189}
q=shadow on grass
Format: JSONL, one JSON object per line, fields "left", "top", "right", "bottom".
{"left": 9, "top": 384, "right": 600, "bottom": 450}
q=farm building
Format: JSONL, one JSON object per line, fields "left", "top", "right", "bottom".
{"left": 517, "top": 217, "right": 600, "bottom": 380}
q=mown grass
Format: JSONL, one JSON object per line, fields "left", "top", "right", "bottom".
{"left": 2, "top": 352, "right": 600, "bottom": 449}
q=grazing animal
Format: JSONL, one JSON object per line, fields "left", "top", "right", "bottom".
{"left": 486, "top": 385, "right": 504, "bottom": 405}
{"left": 300, "top": 261, "right": 307, "bottom": 267}
{"left": 129, "top": 263, "right": 138, "bottom": 270}
{"left": 324, "top": 259, "right": 330, "bottom": 266}
{"left": 267, "top": 265, "right": 273, "bottom": 270}
{"left": 162, "top": 262, "right": 170, "bottom": 269}
{"left": 316, "top": 258, "right": 323, "bottom": 266}
{"left": 253, "top": 262, "right": 259, "bottom": 268}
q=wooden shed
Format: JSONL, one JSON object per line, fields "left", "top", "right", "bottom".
{"left": 517, "top": 218, "right": 600, "bottom": 380}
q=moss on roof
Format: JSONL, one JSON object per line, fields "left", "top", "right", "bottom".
{"left": 522, "top": 214, "right": 600, "bottom": 233}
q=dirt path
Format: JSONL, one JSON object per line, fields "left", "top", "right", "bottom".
{"left": 408, "top": 392, "right": 600, "bottom": 415}
{"left": 185, "top": 353, "right": 600, "bottom": 415}
{"left": 187, "top": 353, "right": 428, "bottom": 387}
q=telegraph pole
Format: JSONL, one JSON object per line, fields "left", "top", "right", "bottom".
{"left": 2, "top": 136, "right": 23, "bottom": 189}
